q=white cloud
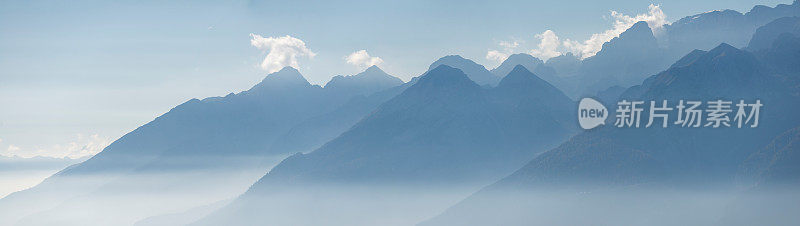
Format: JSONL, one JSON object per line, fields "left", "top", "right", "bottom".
{"left": 498, "top": 41, "right": 520, "bottom": 49}
{"left": 615, "top": 4, "right": 668, "bottom": 36}
{"left": 250, "top": 34, "right": 316, "bottom": 73}
{"left": 529, "top": 30, "right": 563, "bottom": 61}
{"left": 488, "top": 4, "right": 668, "bottom": 61}
{"left": 345, "top": 50, "right": 384, "bottom": 69}
{"left": 486, "top": 50, "right": 509, "bottom": 63}
{"left": 486, "top": 41, "right": 520, "bottom": 63}
{"left": 6, "top": 145, "right": 20, "bottom": 155}
{"left": 2, "top": 134, "right": 111, "bottom": 159}
{"left": 563, "top": 4, "right": 667, "bottom": 59}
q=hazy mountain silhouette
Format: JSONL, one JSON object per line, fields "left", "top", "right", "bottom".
{"left": 490, "top": 53, "right": 543, "bottom": 78}
{"left": 594, "top": 85, "right": 627, "bottom": 105}
{"left": 556, "top": 2, "right": 800, "bottom": 98}
{"left": 476, "top": 3, "right": 800, "bottom": 100}
{"left": 738, "top": 125, "right": 800, "bottom": 189}
{"left": 196, "top": 65, "right": 576, "bottom": 225}
{"left": 543, "top": 21, "right": 671, "bottom": 99}
{"left": 748, "top": 17, "right": 800, "bottom": 97}
{"left": 747, "top": 17, "right": 800, "bottom": 51}
{"left": 545, "top": 52, "right": 581, "bottom": 77}
{"left": 0, "top": 66, "right": 406, "bottom": 226}
{"left": 269, "top": 66, "right": 406, "bottom": 154}
{"left": 424, "top": 41, "right": 800, "bottom": 226}
{"left": 563, "top": 42, "right": 795, "bottom": 185}
{"left": 718, "top": 125, "right": 800, "bottom": 226}
{"left": 576, "top": 21, "right": 669, "bottom": 96}
{"left": 263, "top": 64, "right": 574, "bottom": 184}
{"left": 491, "top": 53, "right": 569, "bottom": 95}
{"left": 0, "top": 156, "right": 88, "bottom": 199}
{"left": 736, "top": 20, "right": 800, "bottom": 189}
{"left": 664, "top": 1, "right": 800, "bottom": 59}
{"left": 3, "top": 3, "right": 799, "bottom": 226}
{"left": 324, "top": 65, "right": 404, "bottom": 97}
{"left": 429, "top": 55, "right": 500, "bottom": 86}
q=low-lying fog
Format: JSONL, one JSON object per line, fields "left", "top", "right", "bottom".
{"left": 3, "top": 154, "right": 798, "bottom": 226}
{"left": 0, "top": 156, "right": 86, "bottom": 199}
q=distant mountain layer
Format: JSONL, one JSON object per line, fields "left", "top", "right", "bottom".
{"left": 747, "top": 16, "right": 800, "bottom": 51}
{"left": 576, "top": 21, "right": 669, "bottom": 96}
{"left": 490, "top": 53, "right": 543, "bottom": 78}
{"left": 424, "top": 38, "right": 800, "bottom": 225}
{"left": 0, "top": 156, "right": 87, "bottom": 199}
{"left": 748, "top": 17, "right": 800, "bottom": 97}
{"left": 541, "top": 2, "right": 800, "bottom": 98}
{"left": 269, "top": 66, "right": 405, "bottom": 154}
{"left": 266, "top": 65, "right": 574, "bottom": 183}
{"left": 0, "top": 66, "right": 406, "bottom": 226}
{"left": 738, "top": 125, "right": 800, "bottom": 189}
{"left": 3, "top": 3, "right": 800, "bottom": 226}
{"left": 196, "top": 65, "right": 577, "bottom": 225}
{"left": 665, "top": 1, "right": 800, "bottom": 57}
{"left": 325, "top": 65, "right": 404, "bottom": 96}
{"left": 491, "top": 53, "right": 569, "bottom": 96}
{"left": 429, "top": 55, "right": 500, "bottom": 86}
{"left": 718, "top": 125, "right": 800, "bottom": 226}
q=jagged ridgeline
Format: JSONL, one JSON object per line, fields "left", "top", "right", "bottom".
{"left": 1, "top": 1, "right": 800, "bottom": 226}
{"left": 196, "top": 64, "right": 576, "bottom": 225}
{"left": 424, "top": 20, "right": 800, "bottom": 226}
{"left": 0, "top": 65, "right": 406, "bottom": 225}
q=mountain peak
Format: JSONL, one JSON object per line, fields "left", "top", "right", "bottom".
{"left": 424, "top": 64, "right": 469, "bottom": 80}
{"left": 324, "top": 65, "right": 403, "bottom": 96}
{"left": 443, "top": 54, "right": 464, "bottom": 59}
{"left": 273, "top": 66, "right": 302, "bottom": 77}
{"left": 278, "top": 66, "right": 298, "bottom": 72}
{"left": 429, "top": 55, "right": 499, "bottom": 86}
{"left": 364, "top": 65, "right": 383, "bottom": 73}
{"left": 747, "top": 16, "right": 800, "bottom": 51}
{"left": 249, "top": 66, "right": 312, "bottom": 92}
{"left": 630, "top": 21, "right": 650, "bottom": 30}
{"left": 709, "top": 42, "right": 742, "bottom": 55}
{"left": 594, "top": 21, "right": 658, "bottom": 58}
{"left": 357, "top": 65, "right": 392, "bottom": 79}
{"left": 427, "top": 55, "right": 472, "bottom": 71}
{"left": 416, "top": 65, "right": 479, "bottom": 89}
{"left": 706, "top": 42, "right": 757, "bottom": 65}
{"left": 267, "top": 66, "right": 308, "bottom": 82}
{"left": 500, "top": 65, "right": 540, "bottom": 83}
{"left": 640, "top": 42, "right": 764, "bottom": 99}
{"left": 496, "top": 65, "right": 569, "bottom": 100}
{"left": 507, "top": 53, "right": 544, "bottom": 64}
{"left": 491, "top": 53, "right": 544, "bottom": 77}
{"left": 332, "top": 65, "right": 399, "bottom": 83}
{"left": 619, "top": 21, "right": 655, "bottom": 41}
{"left": 670, "top": 49, "right": 708, "bottom": 68}
{"left": 672, "top": 9, "right": 744, "bottom": 27}
{"left": 497, "top": 65, "right": 547, "bottom": 89}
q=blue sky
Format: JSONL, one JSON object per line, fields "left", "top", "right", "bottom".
{"left": 0, "top": 0, "right": 791, "bottom": 158}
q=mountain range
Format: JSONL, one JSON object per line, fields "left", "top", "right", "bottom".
{"left": 0, "top": 66, "right": 405, "bottom": 226}
{"left": 540, "top": 1, "right": 800, "bottom": 99}
{"left": 423, "top": 21, "right": 800, "bottom": 225}
{"left": 429, "top": 55, "right": 501, "bottom": 86}
{"left": 2, "top": 3, "right": 800, "bottom": 226}
{"left": 491, "top": 53, "right": 568, "bottom": 94}
{"left": 195, "top": 64, "right": 577, "bottom": 225}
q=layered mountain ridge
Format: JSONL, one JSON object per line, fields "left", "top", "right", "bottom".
{"left": 196, "top": 64, "right": 577, "bottom": 225}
